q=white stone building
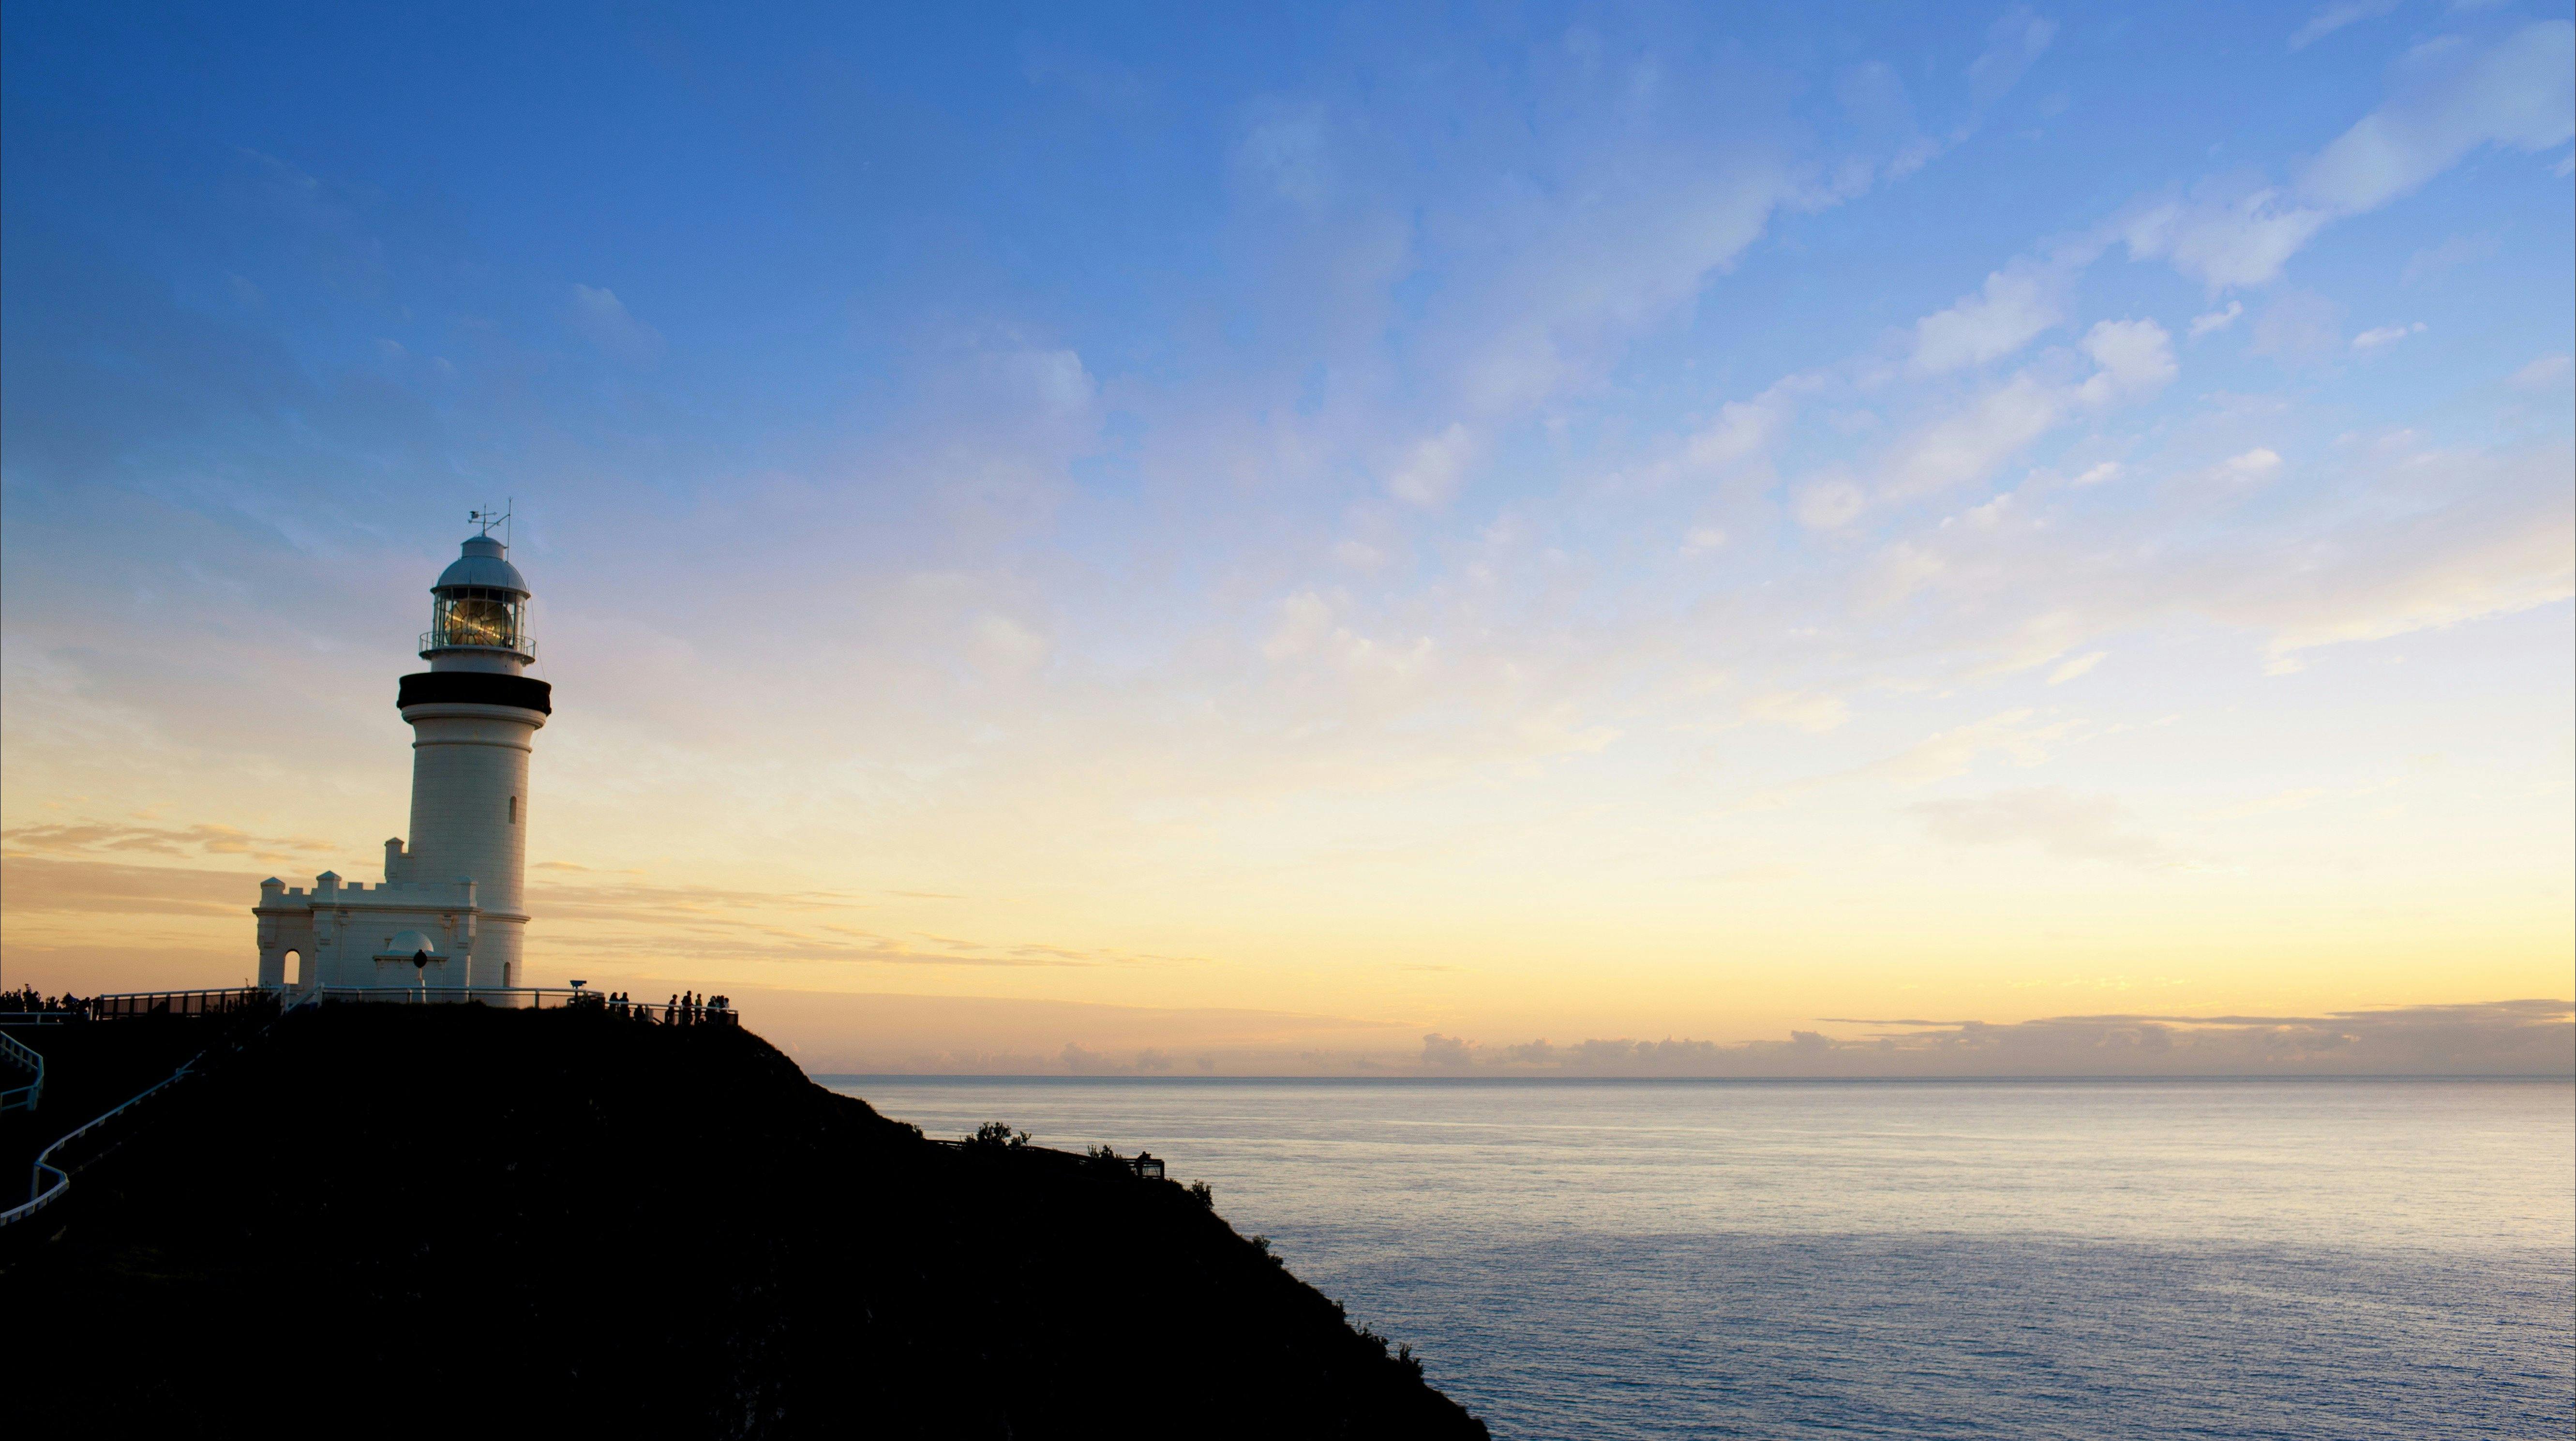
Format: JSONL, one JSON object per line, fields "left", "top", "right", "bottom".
{"left": 254, "top": 528, "right": 552, "bottom": 995}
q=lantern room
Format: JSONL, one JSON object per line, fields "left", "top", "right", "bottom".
{"left": 422, "top": 533, "right": 534, "bottom": 661}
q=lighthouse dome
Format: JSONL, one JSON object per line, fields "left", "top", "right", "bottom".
{"left": 434, "top": 535, "right": 529, "bottom": 596}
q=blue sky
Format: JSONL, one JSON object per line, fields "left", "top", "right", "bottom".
{"left": 3, "top": 2, "right": 2570, "bottom": 1072}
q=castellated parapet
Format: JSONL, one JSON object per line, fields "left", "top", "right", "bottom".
{"left": 255, "top": 870, "right": 486, "bottom": 990}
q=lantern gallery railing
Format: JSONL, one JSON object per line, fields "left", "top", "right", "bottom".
{"left": 418, "top": 629, "right": 538, "bottom": 659}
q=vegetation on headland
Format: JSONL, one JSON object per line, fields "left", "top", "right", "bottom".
{"left": 2, "top": 1004, "right": 1487, "bottom": 1440}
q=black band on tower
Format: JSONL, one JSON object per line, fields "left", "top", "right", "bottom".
{"left": 397, "top": 672, "right": 554, "bottom": 714}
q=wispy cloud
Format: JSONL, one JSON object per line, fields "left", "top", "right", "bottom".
{"left": 1910, "top": 786, "right": 2178, "bottom": 869}
{"left": 2122, "top": 21, "right": 2575, "bottom": 288}
{"left": 1731, "top": 711, "right": 2070, "bottom": 812}
{"left": 1909, "top": 261, "right": 2068, "bottom": 374}
{"left": 4, "top": 820, "right": 341, "bottom": 866}
{"left": 2289, "top": 0, "right": 2401, "bottom": 51}
{"left": 567, "top": 284, "right": 665, "bottom": 366}
{"left": 0, "top": 856, "right": 258, "bottom": 916}
{"left": 1966, "top": 8, "right": 2058, "bottom": 112}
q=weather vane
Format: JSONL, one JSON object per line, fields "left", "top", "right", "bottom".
{"left": 470, "top": 499, "right": 515, "bottom": 545}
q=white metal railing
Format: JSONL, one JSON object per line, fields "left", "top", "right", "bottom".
{"left": 46, "top": 986, "right": 737, "bottom": 1018}
{"left": 418, "top": 630, "right": 536, "bottom": 660}
{"left": 0, "top": 1057, "right": 199, "bottom": 1228}
{"left": 292, "top": 985, "right": 583, "bottom": 1007}
{"left": 0, "top": 1030, "right": 43, "bottom": 1112}
{"left": 4, "top": 984, "right": 323, "bottom": 1226}
{"left": 0, "top": 985, "right": 739, "bottom": 1226}
{"left": 277, "top": 987, "right": 738, "bottom": 1026}
{"left": 283, "top": 985, "right": 729, "bottom": 1014}
{"left": 87, "top": 988, "right": 270, "bottom": 1019}
{"left": 84, "top": 985, "right": 590, "bottom": 1013}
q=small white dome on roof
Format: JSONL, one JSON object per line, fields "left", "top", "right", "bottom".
{"left": 434, "top": 534, "right": 529, "bottom": 594}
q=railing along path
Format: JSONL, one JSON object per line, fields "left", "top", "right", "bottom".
{"left": 0, "top": 1030, "right": 44, "bottom": 1112}
{"left": 0, "top": 986, "right": 734, "bottom": 1228}
{"left": 68, "top": 986, "right": 734, "bottom": 1019}
{"left": 0, "top": 1055, "right": 200, "bottom": 1228}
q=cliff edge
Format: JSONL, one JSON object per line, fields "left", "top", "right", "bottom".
{"left": 3, "top": 1005, "right": 1488, "bottom": 1440}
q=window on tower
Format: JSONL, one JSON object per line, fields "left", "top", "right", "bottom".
{"left": 509, "top": 796, "right": 518, "bottom": 824}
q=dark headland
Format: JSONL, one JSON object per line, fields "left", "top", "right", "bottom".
{"left": 1, "top": 1004, "right": 1488, "bottom": 1439}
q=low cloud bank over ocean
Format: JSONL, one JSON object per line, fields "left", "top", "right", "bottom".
{"left": 1418, "top": 1001, "right": 2576, "bottom": 1078}
{"left": 771, "top": 993, "right": 2573, "bottom": 1079}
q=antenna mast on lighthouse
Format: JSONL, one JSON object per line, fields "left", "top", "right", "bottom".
{"left": 469, "top": 500, "right": 514, "bottom": 547}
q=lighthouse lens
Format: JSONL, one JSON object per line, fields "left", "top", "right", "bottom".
{"left": 435, "top": 592, "right": 522, "bottom": 649}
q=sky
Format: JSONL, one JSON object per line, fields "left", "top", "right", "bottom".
{"left": 2, "top": 1, "right": 2570, "bottom": 1075}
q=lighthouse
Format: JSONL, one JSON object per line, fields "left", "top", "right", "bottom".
{"left": 254, "top": 519, "right": 553, "bottom": 995}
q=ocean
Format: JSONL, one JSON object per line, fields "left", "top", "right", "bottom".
{"left": 823, "top": 1077, "right": 2576, "bottom": 1440}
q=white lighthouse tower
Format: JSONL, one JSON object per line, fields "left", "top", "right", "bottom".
{"left": 254, "top": 517, "right": 553, "bottom": 995}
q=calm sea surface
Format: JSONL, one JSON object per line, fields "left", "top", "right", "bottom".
{"left": 823, "top": 1078, "right": 2576, "bottom": 1440}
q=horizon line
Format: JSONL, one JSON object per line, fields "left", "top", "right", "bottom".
{"left": 809, "top": 1071, "right": 2576, "bottom": 1084}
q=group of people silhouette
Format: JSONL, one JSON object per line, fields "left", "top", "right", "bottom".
{"left": 9, "top": 983, "right": 737, "bottom": 1025}
{"left": 0, "top": 988, "right": 92, "bottom": 1017}
{"left": 585, "top": 990, "right": 734, "bottom": 1026}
